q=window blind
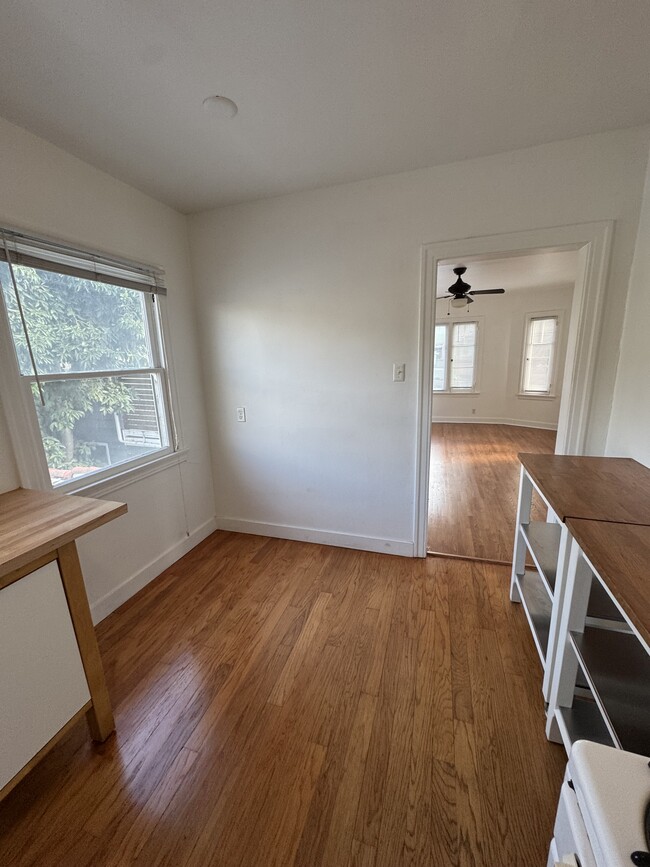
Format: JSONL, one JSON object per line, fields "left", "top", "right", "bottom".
{"left": 0, "top": 228, "right": 166, "bottom": 295}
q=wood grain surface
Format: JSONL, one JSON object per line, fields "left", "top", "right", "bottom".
{"left": 428, "top": 423, "right": 556, "bottom": 561}
{"left": 519, "top": 453, "right": 650, "bottom": 524}
{"left": 0, "top": 487, "right": 127, "bottom": 579}
{"left": 566, "top": 518, "right": 650, "bottom": 647}
{"left": 0, "top": 531, "right": 566, "bottom": 866}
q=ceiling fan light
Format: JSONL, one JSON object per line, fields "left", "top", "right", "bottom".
{"left": 451, "top": 297, "right": 467, "bottom": 308}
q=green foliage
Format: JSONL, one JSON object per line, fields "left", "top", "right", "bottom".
{"left": 1, "top": 262, "right": 147, "bottom": 468}
{"left": 1, "top": 264, "right": 148, "bottom": 374}
{"left": 41, "top": 436, "right": 67, "bottom": 467}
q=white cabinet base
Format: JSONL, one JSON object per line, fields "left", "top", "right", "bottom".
{"left": 0, "top": 561, "right": 91, "bottom": 790}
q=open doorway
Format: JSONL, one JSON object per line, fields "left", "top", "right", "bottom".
{"left": 427, "top": 250, "right": 577, "bottom": 561}
{"left": 414, "top": 222, "right": 613, "bottom": 560}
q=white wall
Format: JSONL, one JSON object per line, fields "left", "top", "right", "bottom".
{"left": 189, "top": 126, "right": 649, "bottom": 552}
{"left": 0, "top": 117, "right": 216, "bottom": 619}
{"left": 432, "top": 284, "right": 574, "bottom": 429}
{"left": 607, "top": 155, "right": 650, "bottom": 467}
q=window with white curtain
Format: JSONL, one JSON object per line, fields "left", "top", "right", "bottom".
{"left": 520, "top": 314, "right": 559, "bottom": 395}
{"left": 0, "top": 229, "right": 176, "bottom": 489}
{"left": 432, "top": 320, "right": 479, "bottom": 392}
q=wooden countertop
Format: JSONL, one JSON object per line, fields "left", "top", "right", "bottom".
{"left": 0, "top": 487, "right": 127, "bottom": 579}
{"left": 566, "top": 518, "right": 650, "bottom": 649}
{"left": 518, "top": 453, "right": 650, "bottom": 524}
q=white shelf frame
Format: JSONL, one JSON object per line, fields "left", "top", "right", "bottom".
{"left": 545, "top": 537, "right": 650, "bottom": 755}
{"left": 510, "top": 464, "right": 572, "bottom": 701}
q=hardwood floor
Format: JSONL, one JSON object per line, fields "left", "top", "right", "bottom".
{"left": 428, "top": 423, "right": 556, "bottom": 562}
{"left": 0, "top": 532, "right": 566, "bottom": 866}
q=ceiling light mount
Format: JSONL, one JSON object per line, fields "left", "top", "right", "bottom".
{"left": 202, "top": 95, "right": 238, "bottom": 119}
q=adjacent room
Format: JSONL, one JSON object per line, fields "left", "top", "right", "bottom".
{"left": 0, "top": 2, "right": 649, "bottom": 866}
{"left": 428, "top": 250, "right": 577, "bottom": 561}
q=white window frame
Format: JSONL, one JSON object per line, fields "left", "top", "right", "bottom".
{"left": 518, "top": 310, "right": 562, "bottom": 399}
{"left": 432, "top": 317, "right": 481, "bottom": 394}
{"left": 0, "top": 251, "right": 182, "bottom": 495}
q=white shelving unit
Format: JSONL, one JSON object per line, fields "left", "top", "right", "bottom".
{"left": 546, "top": 521, "right": 650, "bottom": 756}
{"left": 511, "top": 465, "right": 572, "bottom": 701}
{"left": 511, "top": 459, "right": 636, "bottom": 704}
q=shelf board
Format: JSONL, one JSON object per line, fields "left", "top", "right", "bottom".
{"left": 515, "top": 571, "right": 552, "bottom": 667}
{"left": 570, "top": 628, "right": 650, "bottom": 755}
{"left": 555, "top": 697, "right": 614, "bottom": 752}
{"left": 567, "top": 518, "right": 650, "bottom": 647}
{"left": 587, "top": 579, "right": 628, "bottom": 626}
{"left": 520, "top": 521, "right": 560, "bottom": 596}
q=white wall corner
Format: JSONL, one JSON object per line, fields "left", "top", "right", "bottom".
{"left": 90, "top": 516, "right": 218, "bottom": 624}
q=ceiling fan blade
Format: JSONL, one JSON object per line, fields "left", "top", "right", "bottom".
{"left": 468, "top": 288, "right": 505, "bottom": 295}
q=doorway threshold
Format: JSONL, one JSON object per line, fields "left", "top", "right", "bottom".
{"left": 427, "top": 550, "right": 512, "bottom": 567}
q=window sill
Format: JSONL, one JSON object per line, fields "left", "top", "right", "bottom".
{"left": 433, "top": 390, "right": 480, "bottom": 396}
{"left": 63, "top": 448, "right": 189, "bottom": 499}
{"left": 517, "top": 392, "right": 557, "bottom": 401}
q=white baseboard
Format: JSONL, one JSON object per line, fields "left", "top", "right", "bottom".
{"left": 216, "top": 517, "right": 414, "bottom": 558}
{"left": 431, "top": 416, "right": 558, "bottom": 431}
{"left": 90, "top": 516, "right": 218, "bottom": 624}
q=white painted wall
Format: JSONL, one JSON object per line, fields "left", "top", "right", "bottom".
{"left": 607, "top": 155, "right": 650, "bottom": 467}
{"left": 432, "top": 284, "right": 574, "bottom": 429}
{"left": 0, "top": 117, "right": 216, "bottom": 619}
{"left": 189, "top": 127, "right": 649, "bottom": 552}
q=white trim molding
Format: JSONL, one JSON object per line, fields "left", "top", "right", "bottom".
{"left": 216, "top": 517, "right": 414, "bottom": 558}
{"left": 431, "top": 417, "right": 558, "bottom": 431}
{"left": 415, "top": 221, "right": 613, "bottom": 558}
{"left": 72, "top": 448, "right": 189, "bottom": 498}
{"left": 89, "top": 516, "right": 218, "bottom": 623}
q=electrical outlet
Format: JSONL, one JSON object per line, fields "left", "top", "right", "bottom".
{"left": 236, "top": 406, "right": 246, "bottom": 422}
{"left": 393, "top": 363, "right": 406, "bottom": 382}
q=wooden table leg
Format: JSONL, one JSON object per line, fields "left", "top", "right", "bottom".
{"left": 57, "top": 541, "right": 115, "bottom": 742}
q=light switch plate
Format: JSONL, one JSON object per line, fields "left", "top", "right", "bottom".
{"left": 393, "top": 363, "right": 406, "bottom": 382}
{"left": 236, "top": 407, "right": 246, "bottom": 422}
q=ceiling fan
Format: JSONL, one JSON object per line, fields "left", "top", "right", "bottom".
{"left": 441, "top": 266, "right": 505, "bottom": 307}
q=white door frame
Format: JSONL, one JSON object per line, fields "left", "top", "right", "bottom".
{"left": 414, "top": 221, "right": 614, "bottom": 558}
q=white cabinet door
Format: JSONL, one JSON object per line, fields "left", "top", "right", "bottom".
{"left": 0, "top": 560, "right": 91, "bottom": 789}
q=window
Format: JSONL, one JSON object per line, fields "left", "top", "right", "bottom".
{"left": 521, "top": 314, "right": 558, "bottom": 395}
{"left": 0, "top": 231, "right": 175, "bottom": 489}
{"left": 432, "top": 320, "right": 479, "bottom": 392}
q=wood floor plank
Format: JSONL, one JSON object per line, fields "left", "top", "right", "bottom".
{"left": 447, "top": 561, "right": 477, "bottom": 724}
{"left": 404, "top": 608, "right": 457, "bottom": 865}
{"left": 362, "top": 561, "right": 397, "bottom": 698}
{"left": 427, "top": 560, "right": 455, "bottom": 764}
{"left": 253, "top": 740, "right": 327, "bottom": 867}
{"left": 318, "top": 691, "right": 378, "bottom": 867}
{"left": 99, "top": 747, "right": 199, "bottom": 867}
{"left": 354, "top": 569, "right": 415, "bottom": 849}
{"left": 428, "top": 422, "right": 556, "bottom": 560}
{"left": 133, "top": 644, "right": 294, "bottom": 867}
{"left": 453, "top": 719, "right": 486, "bottom": 867}
{"left": 292, "top": 606, "right": 380, "bottom": 865}
{"left": 269, "top": 591, "right": 332, "bottom": 706}
{"left": 349, "top": 839, "right": 378, "bottom": 867}
{"left": 0, "top": 530, "right": 565, "bottom": 867}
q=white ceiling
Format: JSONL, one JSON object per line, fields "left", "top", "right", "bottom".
{"left": 1, "top": 1, "right": 649, "bottom": 213}
{"left": 436, "top": 250, "right": 578, "bottom": 297}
